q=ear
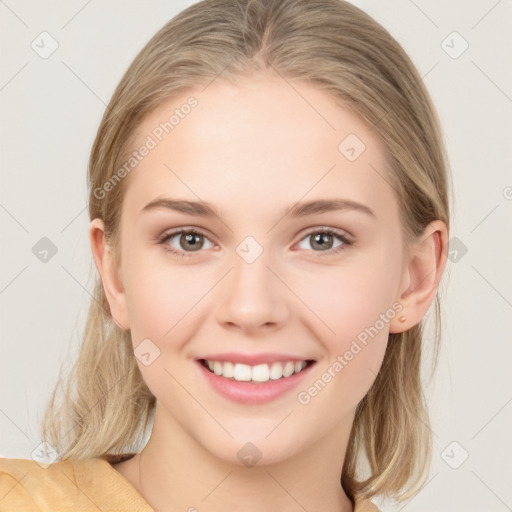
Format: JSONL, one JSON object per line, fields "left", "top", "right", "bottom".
{"left": 389, "top": 220, "right": 448, "bottom": 333}
{"left": 89, "top": 218, "right": 130, "bottom": 330}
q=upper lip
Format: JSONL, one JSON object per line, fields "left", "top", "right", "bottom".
{"left": 198, "top": 352, "right": 315, "bottom": 366}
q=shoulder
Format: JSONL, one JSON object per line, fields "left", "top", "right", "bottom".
{"left": 0, "top": 455, "right": 79, "bottom": 481}
{"left": 0, "top": 456, "right": 152, "bottom": 511}
{"left": 0, "top": 457, "right": 98, "bottom": 510}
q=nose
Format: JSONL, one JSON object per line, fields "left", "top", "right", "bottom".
{"left": 216, "top": 247, "right": 289, "bottom": 334}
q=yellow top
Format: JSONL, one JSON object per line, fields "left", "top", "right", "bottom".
{"left": 0, "top": 454, "right": 379, "bottom": 511}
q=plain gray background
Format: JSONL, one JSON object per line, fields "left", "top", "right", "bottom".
{"left": 1, "top": 1, "right": 511, "bottom": 510}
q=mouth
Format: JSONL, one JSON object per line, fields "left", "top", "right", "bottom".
{"left": 196, "top": 357, "right": 316, "bottom": 404}
{"left": 198, "top": 358, "right": 316, "bottom": 383}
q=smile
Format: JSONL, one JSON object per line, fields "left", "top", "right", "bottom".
{"left": 200, "top": 359, "right": 314, "bottom": 383}
{"left": 196, "top": 357, "right": 316, "bottom": 405}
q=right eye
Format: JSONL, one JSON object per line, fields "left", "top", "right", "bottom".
{"left": 158, "top": 228, "right": 215, "bottom": 258}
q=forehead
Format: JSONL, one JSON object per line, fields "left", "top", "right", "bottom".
{"left": 121, "top": 74, "right": 397, "bottom": 225}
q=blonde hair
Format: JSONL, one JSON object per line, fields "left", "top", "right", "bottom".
{"left": 41, "top": 0, "right": 451, "bottom": 503}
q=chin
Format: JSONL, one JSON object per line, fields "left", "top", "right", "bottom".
{"left": 196, "top": 430, "right": 303, "bottom": 469}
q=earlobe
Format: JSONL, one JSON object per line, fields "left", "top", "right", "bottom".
{"left": 389, "top": 220, "right": 448, "bottom": 334}
{"left": 89, "top": 218, "right": 130, "bottom": 330}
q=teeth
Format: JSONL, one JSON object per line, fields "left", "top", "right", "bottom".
{"left": 222, "top": 361, "right": 234, "bottom": 378}
{"left": 233, "top": 363, "right": 252, "bottom": 381}
{"left": 213, "top": 361, "right": 222, "bottom": 375}
{"left": 270, "top": 362, "right": 283, "bottom": 380}
{"left": 282, "top": 361, "right": 295, "bottom": 378}
{"left": 251, "top": 364, "right": 270, "bottom": 382}
{"left": 203, "top": 359, "right": 308, "bottom": 382}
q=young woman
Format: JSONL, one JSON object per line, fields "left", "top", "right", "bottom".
{"left": 0, "top": 1, "right": 450, "bottom": 510}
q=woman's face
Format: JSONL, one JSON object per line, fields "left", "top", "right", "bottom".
{"left": 107, "top": 73, "right": 410, "bottom": 465}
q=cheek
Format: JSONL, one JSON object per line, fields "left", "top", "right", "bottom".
{"left": 300, "top": 251, "right": 402, "bottom": 340}
{"left": 121, "top": 246, "right": 206, "bottom": 337}
{"left": 295, "top": 250, "right": 401, "bottom": 403}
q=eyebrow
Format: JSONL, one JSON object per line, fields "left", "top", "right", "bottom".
{"left": 141, "top": 197, "right": 376, "bottom": 219}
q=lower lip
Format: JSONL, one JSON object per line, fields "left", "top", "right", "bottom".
{"left": 196, "top": 360, "right": 315, "bottom": 405}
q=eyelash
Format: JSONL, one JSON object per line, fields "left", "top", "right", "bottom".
{"left": 157, "top": 227, "right": 353, "bottom": 259}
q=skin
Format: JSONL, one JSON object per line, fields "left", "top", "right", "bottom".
{"left": 90, "top": 71, "right": 448, "bottom": 512}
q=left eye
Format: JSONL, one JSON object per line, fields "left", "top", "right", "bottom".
{"left": 158, "top": 228, "right": 352, "bottom": 258}
{"left": 296, "top": 228, "right": 351, "bottom": 254}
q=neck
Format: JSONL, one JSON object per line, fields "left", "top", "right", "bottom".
{"left": 132, "top": 404, "right": 355, "bottom": 512}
